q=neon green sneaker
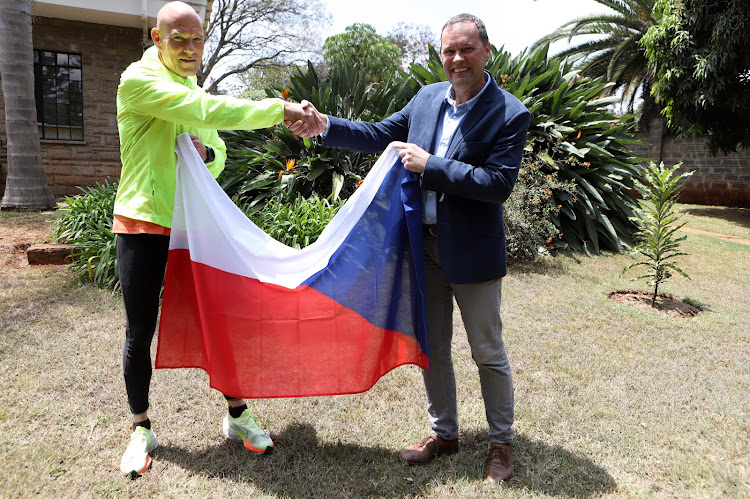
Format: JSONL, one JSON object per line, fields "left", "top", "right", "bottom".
{"left": 120, "top": 426, "right": 158, "bottom": 478}
{"left": 222, "top": 409, "right": 273, "bottom": 454}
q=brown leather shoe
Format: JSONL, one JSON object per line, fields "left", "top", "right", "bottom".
{"left": 399, "top": 433, "right": 459, "bottom": 464}
{"left": 485, "top": 443, "right": 513, "bottom": 482}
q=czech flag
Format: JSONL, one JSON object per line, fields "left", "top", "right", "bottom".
{"left": 155, "top": 133, "right": 429, "bottom": 398}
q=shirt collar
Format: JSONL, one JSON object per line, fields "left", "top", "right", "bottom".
{"left": 445, "top": 70, "right": 492, "bottom": 111}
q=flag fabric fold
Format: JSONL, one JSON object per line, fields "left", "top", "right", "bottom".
{"left": 155, "top": 133, "right": 429, "bottom": 398}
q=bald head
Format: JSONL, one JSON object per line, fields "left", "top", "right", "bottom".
{"left": 156, "top": 1, "right": 202, "bottom": 32}
{"left": 151, "top": 1, "right": 204, "bottom": 77}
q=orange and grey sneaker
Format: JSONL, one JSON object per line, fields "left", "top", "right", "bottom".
{"left": 120, "top": 426, "right": 158, "bottom": 478}
{"left": 222, "top": 409, "right": 273, "bottom": 454}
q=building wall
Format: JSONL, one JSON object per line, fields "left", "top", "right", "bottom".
{"left": 0, "top": 16, "right": 143, "bottom": 199}
{"left": 631, "top": 117, "right": 750, "bottom": 208}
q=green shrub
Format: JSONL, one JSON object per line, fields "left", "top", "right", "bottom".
{"left": 246, "top": 193, "right": 343, "bottom": 249}
{"left": 505, "top": 162, "right": 577, "bottom": 260}
{"left": 51, "top": 180, "right": 119, "bottom": 290}
{"left": 220, "top": 124, "right": 372, "bottom": 216}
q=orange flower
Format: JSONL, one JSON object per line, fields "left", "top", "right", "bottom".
{"left": 546, "top": 237, "right": 553, "bottom": 243}
{"left": 575, "top": 130, "right": 582, "bottom": 140}
{"left": 279, "top": 160, "right": 297, "bottom": 178}
{"left": 281, "top": 88, "right": 290, "bottom": 99}
{"left": 583, "top": 162, "right": 591, "bottom": 167}
{"left": 356, "top": 179, "right": 364, "bottom": 188}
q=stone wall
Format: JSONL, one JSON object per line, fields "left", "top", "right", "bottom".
{"left": 0, "top": 17, "right": 143, "bottom": 199}
{"left": 631, "top": 117, "right": 750, "bottom": 208}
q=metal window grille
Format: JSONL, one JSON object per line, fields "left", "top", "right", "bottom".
{"left": 33, "top": 50, "right": 84, "bottom": 140}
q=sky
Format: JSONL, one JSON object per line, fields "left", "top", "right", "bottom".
{"left": 319, "top": 0, "right": 612, "bottom": 56}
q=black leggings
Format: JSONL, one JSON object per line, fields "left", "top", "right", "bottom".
{"left": 117, "top": 234, "right": 239, "bottom": 415}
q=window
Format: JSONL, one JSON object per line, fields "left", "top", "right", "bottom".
{"left": 33, "top": 50, "right": 83, "bottom": 140}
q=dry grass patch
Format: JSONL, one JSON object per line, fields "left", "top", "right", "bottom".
{"left": 1, "top": 210, "right": 748, "bottom": 497}
{"left": 677, "top": 203, "right": 750, "bottom": 240}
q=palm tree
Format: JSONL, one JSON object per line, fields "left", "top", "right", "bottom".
{"left": 0, "top": 0, "right": 55, "bottom": 211}
{"left": 532, "top": 0, "right": 659, "bottom": 113}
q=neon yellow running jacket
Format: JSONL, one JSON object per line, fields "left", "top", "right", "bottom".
{"left": 115, "top": 46, "right": 284, "bottom": 228}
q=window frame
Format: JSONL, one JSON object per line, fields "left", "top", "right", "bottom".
{"left": 33, "top": 49, "right": 84, "bottom": 141}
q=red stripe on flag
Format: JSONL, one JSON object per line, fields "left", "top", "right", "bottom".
{"left": 156, "top": 249, "right": 429, "bottom": 398}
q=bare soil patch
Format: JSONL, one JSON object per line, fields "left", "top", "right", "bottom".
{"left": 608, "top": 290, "right": 701, "bottom": 318}
{"left": 0, "top": 211, "right": 56, "bottom": 269}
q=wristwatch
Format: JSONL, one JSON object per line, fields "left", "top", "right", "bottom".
{"left": 205, "top": 146, "right": 215, "bottom": 164}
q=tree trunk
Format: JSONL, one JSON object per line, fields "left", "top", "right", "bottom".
{"left": 0, "top": 0, "right": 55, "bottom": 211}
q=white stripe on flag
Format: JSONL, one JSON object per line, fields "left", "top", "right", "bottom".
{"left": 170, "top": 133, "right": 400, "bottom": 289}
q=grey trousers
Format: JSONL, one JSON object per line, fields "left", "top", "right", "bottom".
{"left": 422, "top": 233, "right": 514, "bottom": 444}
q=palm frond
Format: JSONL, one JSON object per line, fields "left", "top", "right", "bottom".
{"left": 530, "top": 0, "right": 657, "bottom": 110}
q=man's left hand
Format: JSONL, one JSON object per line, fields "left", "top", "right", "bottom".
{"left": 189, "top": 134, "right": 207, "bottom": 161}
{"left": 391, "top": 141, "right": 429, "bottom": 173}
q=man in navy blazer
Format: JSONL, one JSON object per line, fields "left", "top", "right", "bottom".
{"left": 316, "top": 13, "right": 530, "bottom": 482}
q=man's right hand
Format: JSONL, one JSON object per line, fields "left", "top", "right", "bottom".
{"left": 283, "top": 100, "right": 326, "bottom": 137}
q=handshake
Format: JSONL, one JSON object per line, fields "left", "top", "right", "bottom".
{"left": 281, "top": 99, "right": 428, "bottom": 174}
{"left": 282, "top": 101, "right": 327, "bottom": 138}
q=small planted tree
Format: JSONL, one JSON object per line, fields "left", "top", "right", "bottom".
{"left": 621, "top": 161, "right": 693, "bottom": 307}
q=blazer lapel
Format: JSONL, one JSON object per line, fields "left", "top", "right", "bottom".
{"left": 419, "top": 98, "right": 448, "bottom": 153}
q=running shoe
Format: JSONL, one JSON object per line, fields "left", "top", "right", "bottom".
{"left": 222, "top": 409, "right": 274, "bottom": 454}
{"left": 120, "top": 425, "right": 158, "bottom": 478}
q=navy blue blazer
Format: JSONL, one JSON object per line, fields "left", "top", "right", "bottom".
{"left": 320, "top": 78, "right": 531, "bottom": 284}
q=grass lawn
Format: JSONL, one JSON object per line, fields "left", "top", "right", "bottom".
{"left": 0, "top": 205, "right": 748, "bottom": 498}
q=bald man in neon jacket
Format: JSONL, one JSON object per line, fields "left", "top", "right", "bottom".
{"left": 114, "top": 1, "right": 324, "bottom": 478}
